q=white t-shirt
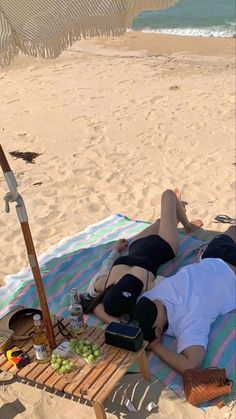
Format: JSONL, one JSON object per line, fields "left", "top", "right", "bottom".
{"left": 141, "top": 258, "right": 236, "bottom": 353}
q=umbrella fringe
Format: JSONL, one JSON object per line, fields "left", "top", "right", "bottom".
{"left": 0, "top": 41, "right": 19, "bottom": 68}
{"left": 0, "top": 0, "right": 178, "bottom": 67}
{"left": 0, "top": 20, "right": 126, "bottom": 66}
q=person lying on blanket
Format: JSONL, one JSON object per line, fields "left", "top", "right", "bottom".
{"left": 128, "top": 225, "right": 236, "bottom": 375}
{"left": 82, "top": 188, "right": 203, "bottom": 323}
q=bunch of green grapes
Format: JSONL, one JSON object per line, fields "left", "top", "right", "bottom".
{"left": 69, "top": 338, "right": 101, "bottom": 363}
{"left": 51, "top": 353, "right": 75, "bottom": 374}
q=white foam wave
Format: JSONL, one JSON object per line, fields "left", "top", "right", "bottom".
{"left": 128, "top": 27, "right": 235, "bottom": 38}
{"left": 226, "top": 21, "right": 236, "bottom": 27}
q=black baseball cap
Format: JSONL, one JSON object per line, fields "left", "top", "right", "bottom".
{"left": 103, "top": 274, "right": 143, "bottom": 317}
{"left": 129, "top": 296, "right": 158, "bottom": 342}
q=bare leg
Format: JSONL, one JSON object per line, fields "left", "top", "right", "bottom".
{"left": 158, "top": 190, "right": 203, "bottom": 254}
{"left": 130, "top": 189, "right": 188, "bottom": 243}
{"left": 131, "top": 189, "right": 203, "bottom": 254}
{"left": 131, "top": 218, "right": 161, "bottom": 242}
{"left": 172, "top": 188, "right": 203, "bottom": 233}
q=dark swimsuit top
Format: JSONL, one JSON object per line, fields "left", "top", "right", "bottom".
{"left": 112, "top": 255, "right": 156, "bottom": 276}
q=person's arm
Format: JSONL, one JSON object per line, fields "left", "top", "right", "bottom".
{"left": 101, "top": 239, "right": 129, "bottom": 272}
{"left": 148, "top": 340, "right": 205, "bottom": 375}
{"left": 87, "top": 239, "right": 129, "bottom": 296}
{"left": 93, "top": 303, "right": 120, "bottom": 324}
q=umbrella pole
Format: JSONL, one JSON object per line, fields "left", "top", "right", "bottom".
{"left": 0, "top": 145, "right": 56, "bottom": 349}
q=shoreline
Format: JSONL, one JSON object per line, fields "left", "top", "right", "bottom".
{"left": 94, "top": 31, "right": 235, "bottom": 57}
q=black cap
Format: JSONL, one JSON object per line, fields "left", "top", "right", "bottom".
{"left": 103, "top": 274, "right": 143, "bottom": 317}
{"left": 129, "top": 297, "right": 158, "bottom": 342}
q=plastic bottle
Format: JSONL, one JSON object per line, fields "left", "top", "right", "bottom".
{"left": 68, "top": 288, "right": 84, "bottom": 337}
{"left": 33, "top": 314, "right": 50, "bottom": 363}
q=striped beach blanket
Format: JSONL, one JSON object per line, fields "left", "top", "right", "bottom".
{"left": 1, "top": 214, "right": 235, "bottom": 403}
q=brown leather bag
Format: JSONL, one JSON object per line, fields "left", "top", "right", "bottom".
{"left": 183, "top": 367, "right": 233, "bottom": 405}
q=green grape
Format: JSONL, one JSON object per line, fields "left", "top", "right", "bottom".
{"left": 59, "top": 366, "right": 67, "bottom": 374}
{"left": 62, "top": 359, "right": 69, "bottom": 366}
{"left": 54, "top": 362, "right": 61, "bottom": 370}
{"left": 92, "top": 344, "right": 99, "bottom": 351}
{"left": 93, "top": 350, "right": 101, "bottom": 358}
{"left": 65, "top": 364, "right": 72, "bottom": 371}
{"left": 75, "top": 348, "right": 81, "bottom": 355}
{"left": 79, "top": 340, "right": 85, "bottom": 346}
{"left": 51, "top": 363, "right": 58, "bottom": 369}
{"left": 51, "top": 353, "right": 57, "bottom": 360}
{"left": 87, "top": 354, "right": 94, "bottom": 363}
{"left": 84, "top": 339, "right": 91, "bottom": 346}
{"left": 83, "top": 352, "right": 88, "bottom": 358}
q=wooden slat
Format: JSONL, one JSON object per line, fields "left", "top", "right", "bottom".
{"left": 93, "top": 353, "right": 139, "bottom": 404}
{"left": 17, "top": 322, "right": 69, "bottom": 380}
{"left": 1, "top": 320, "right": 150, "bottom": 413}
{"left": 64, "top": 329, "right": 105, "bottom": 396}
{"left": 0, "top": 318, "right": 68, "bottom": 376}
{"left": 76, "top": 345, "right": 123, "bottom": 398}
{"left": 40, "top": 325, "right": 96, "bottom": 390}
{"left": 93, "top": 401, "right": 107, "bottom": 419}
{"left": 93, "top": 345, "right": 148, "bottom": 404}
{"left": 137, "top": 349, "right": 152, "bottom": 381}
{"left": 50, "top": 327, "right": 104, "bottom": 392}
{"left": 86, "top": 348, "right": 133, "bottom": 400}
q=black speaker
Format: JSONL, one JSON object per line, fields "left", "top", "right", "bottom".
{"left": 105, "top": 322, "right": 143, "bottom": 352}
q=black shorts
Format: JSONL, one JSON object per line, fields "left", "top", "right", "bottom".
{"left": 112, "top": 235, "right": 175, "bottom": 276}
{"left": 202, "top": 234, "right": 236, "bottom": 267}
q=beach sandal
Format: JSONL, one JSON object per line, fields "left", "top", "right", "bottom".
{"left": 214, "top": 215, "right": 236, "bottom": 224}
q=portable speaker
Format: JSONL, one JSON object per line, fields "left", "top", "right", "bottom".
{"left": 105, "top": 322, "right": 143, "bottom": 352}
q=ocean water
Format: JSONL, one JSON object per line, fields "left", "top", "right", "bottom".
{"left": 132, "top": 0, "right": 235, "bottom": 37}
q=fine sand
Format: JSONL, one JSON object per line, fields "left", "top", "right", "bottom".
{"left": 0, "top": 33, "right": 235, "bottom": 418}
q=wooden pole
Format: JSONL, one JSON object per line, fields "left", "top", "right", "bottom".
{"left": 0, "top": 144, "right": 56, "bottom": 349}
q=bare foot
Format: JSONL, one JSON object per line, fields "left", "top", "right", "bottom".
{"left": 174, "top": 187, "right": 182, "bottom": 201}
{"left": 174, "top": 188, "right": 186, "bottom": 211}
{"left": 185, "top": 219, "right": 204, "bottom": 233}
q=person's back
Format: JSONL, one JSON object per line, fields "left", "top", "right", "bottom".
{"left": 142, "top": 258, "right": 236, "bottom": 353}
{"left": 129, "top": 225, "right": 236, "bottom": 374}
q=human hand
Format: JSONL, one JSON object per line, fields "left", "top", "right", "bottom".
{"left": 115, "top": 239, "right": 128, "bottom": 252}
{"left": 154, "top": 327, "right": 163, "bottom": 342}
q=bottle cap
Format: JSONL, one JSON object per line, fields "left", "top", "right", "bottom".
{"left": 33, "top": 314, "right": 41, "bottom": 321}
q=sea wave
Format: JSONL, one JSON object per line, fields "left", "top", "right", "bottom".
{"left": 128, "top": 27, "right": 235, "bottom": 38}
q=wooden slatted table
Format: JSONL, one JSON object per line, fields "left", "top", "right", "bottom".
{"left": 0, "top": 318, "right": 151, "bottom": 419}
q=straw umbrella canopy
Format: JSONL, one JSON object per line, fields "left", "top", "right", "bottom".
{"left": 0, "top": 0, "right": 179, "bottom": 348}
{"left": 0, "top": 0, "right": 178, "bottom": 68}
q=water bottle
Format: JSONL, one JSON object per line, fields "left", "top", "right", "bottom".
{"left": 68, "top": 288, "right": 84, "bottom": 337}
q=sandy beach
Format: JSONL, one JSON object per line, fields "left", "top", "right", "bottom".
{"left": 0, "top": 32, "right": 235, "bottom": 418}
